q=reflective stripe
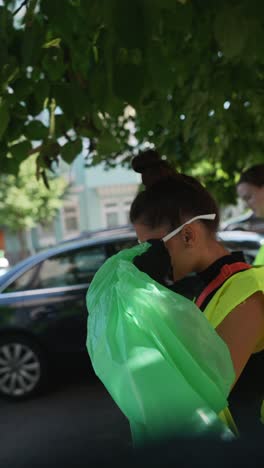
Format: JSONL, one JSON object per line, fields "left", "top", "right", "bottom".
{"left": 254, "top": 245, "right": 264, "bottom": 266}
{"left": 203, "top": 267, "right": 264, "bottom": 330}
{"left": 195, "top": 262, "right": 251, "bottom": 309}
{"left": 219, "top": 408, "right": 239, "bottom": 437}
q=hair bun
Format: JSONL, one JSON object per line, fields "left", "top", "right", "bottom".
{"left": 132, "top": 150, "right": 162, "bottom": 174}
{"left": 132, "top": 150, "right": 175, "bottom": 188}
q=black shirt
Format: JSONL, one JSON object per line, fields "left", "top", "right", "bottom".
{"left": 196, "top": 251, "right": 248, "bottom": 311}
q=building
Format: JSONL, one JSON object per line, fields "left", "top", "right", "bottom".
{"left": 5, "top": 154, "right": 140, "bottom": 263}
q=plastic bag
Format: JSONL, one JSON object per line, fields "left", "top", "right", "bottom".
{"left": 87, "top": 243, "right": 235, "bottom": 445}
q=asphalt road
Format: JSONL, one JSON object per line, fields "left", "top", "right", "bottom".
{"left": 1, "top": 367, "right": 263, "bottom": 468}
{"left": 0, "top": 370, "right": 131, "bottom": 467}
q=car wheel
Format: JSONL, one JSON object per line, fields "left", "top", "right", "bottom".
{"left": 0, "top": 335, "right": 47, "bottom": 400}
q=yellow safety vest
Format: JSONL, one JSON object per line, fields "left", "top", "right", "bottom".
{"left": 254, "top": 244, "right": 264, "bottom": 266}
{"left": 202, "top": 266, "right": 264, "bottom": 433}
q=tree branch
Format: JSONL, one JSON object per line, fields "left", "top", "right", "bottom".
{"left": 13, "top": 0, "right": 29, "bottom": 16}
{"left": 28, "top": 144, "right": 43, "bottom": 156}
{"left": 63, "top": 132, "right": 72, "bottom": 143}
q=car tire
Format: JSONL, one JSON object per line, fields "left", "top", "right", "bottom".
{"left": 0, "top": 334, "right": 48, "bottom": 400}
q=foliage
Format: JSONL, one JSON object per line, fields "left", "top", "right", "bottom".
{"left": 0, "top": 154, "right": 67, "bottom": 232}
{"left": 1, "top": 0, "right": 264, "bottom": 202}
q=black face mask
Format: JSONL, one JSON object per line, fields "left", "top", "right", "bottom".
{"left": 133, "top": 239, "right": 172, "bottom": 286}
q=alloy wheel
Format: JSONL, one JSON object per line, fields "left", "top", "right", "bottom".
{"left": 0, "top": 342, "right": 41, "bottom": 397}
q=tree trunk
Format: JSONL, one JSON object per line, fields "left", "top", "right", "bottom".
{"left": 25, "top": 229, "right": 36, "bottom": 256}
{"left": 17, "top": 230, "right": 28, "bottom": 260}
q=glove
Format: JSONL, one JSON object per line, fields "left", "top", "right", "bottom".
{"left": 133, "top": 239, "right": 172, "bottom": 285}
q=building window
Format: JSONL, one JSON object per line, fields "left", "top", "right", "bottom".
{"left": 63, "top": 200, "right": 80, "bottom": 238}
{"left": 102, "top": 198, "right": 133, "bottom": 228}
{"left": 97, "top": 183, "right": 139, "bottom": 229}
{"left": 106, "top": 212, "right": 119, "bottom": 227}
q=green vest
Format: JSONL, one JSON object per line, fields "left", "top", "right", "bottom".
{"left": 254, "top": 244, "right": 264, "bottom": 266}
{"left": 203, "top": 266, "right": 264, "bottom": 427}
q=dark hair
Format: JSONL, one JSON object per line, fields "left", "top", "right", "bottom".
{"left": 130, "top": 151, "right": 219, "bottom": 232}
{"left": 238, "top": 164, "right": 264, "bottom": 188}
{"left": 132, "top": 150, "right": 175, "bottom": 187}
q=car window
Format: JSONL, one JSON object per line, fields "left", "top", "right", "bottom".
{"left": 5, "top": 246, "right": 107, "bottom": 292}
{"left": 111, "top": 239, "right": 138, "bottom": 254}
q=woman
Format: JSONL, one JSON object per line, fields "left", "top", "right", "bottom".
{"left": 130, "top": 151, "right": 264, "bottom": 432}
{"left": 237, "top": 164, "right": 264, "bottom": 265}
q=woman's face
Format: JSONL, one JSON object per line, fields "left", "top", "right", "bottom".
{"left": 237, "top": 182, "right": 264, "bottom": 217}
{"left": 134, "top": 223, "right": 168, "bottom": 244}
{"left": 134, "top": 222, "right": 197, "bottom": 281}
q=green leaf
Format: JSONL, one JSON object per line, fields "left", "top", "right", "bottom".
{"left": 24, "top": 121, "right": 49, "bottom": 140}
{"left": 12, "top": 78, "right": 33, "bottom": 100}
{"left": 113, "top": 63, "right": 145, "bottom": 105}
{"left": 92, "top": 45, "right": 99, "bottom": 63}
{"left": 113, "top": 0, "right": 145, "bottom": 49}
{"left": 1, "top": 61, "right": 19, "bottom": 89}
{"left": 42, "top": 38, "right": 61, "bottom": 49}
{"left": 42, "top": 49, "right": 66, "bottom": 81}
{"left": 13, "top": 103, "right": 28, "bottom": 121}
{"left": 162, "top": 1, "right": 193, "bottom": 31}
{"left": 0, "top": 100, "right": 9, "bottom": 140}
{"left": 61, "top": 139, "right": 82, "bottom": 163}
{"left": 0, "top": 142, "right": 7, "bottom": 155}
{"left": 9, "top": 141, "right": 32, "bottom": 162}
{"left": 53, "top": 83, "right": 90, "bottom": 117}
{"left": 21, "top": 21, "right": 45, "bottom": 66}
{"left": 0, "top": 157, "right": 20, "bottom": 176}
{"left": 53, "top": 83, "right": 72, "bottom": 116}
{"left": 42, "top": 0, "right": 75, "bottom": 42}
{"left": 35, "top": 80, "right": 50, "bottom": 105}
{"left": 38, "top": 142, "right": 61, "bottom": 170}
{"left": 0, "top": 0, "right": 264, "bottom": 203}
{"left": 6, "top": 118, "right": 25, "bottom": 142}
{"left": 26, "top": 80, "right": 50, "bottom": 116}
{"left": 54, "top": 114, "right": 73, "bottom": 138}
{"left": 0, "top": 6, "right": 13, "bottom": 40}
{"left": 97, "top": 131, "right": 121, "bottom": 155}
{"left": 214, "top": 6, "right": 248, "bottom": 59}
{"left": 147, "top": 44, "right": 173, "bottom": 89}
{"left": 92, "top": 112, "right": 105, "bottom": 131}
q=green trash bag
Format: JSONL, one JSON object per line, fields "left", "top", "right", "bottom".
{"left": 87, "top": 243, "right": 235, "bottom": 445}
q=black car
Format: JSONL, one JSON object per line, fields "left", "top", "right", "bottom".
{"left": 0, "top": 227, "right": 263, "bottom": 400}
{"left": 222, "top": 212, "right": 264, "bottom": 235}
{"left": 217, "top": 230, "right": 264, "bottom": 263}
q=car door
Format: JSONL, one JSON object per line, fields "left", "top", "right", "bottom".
{"left": 3, "top": 245, "right": 107, "bottom": 355}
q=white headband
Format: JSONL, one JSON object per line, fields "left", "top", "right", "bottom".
{"left": 162, "top": 213, "right": 216, "bottom": 243}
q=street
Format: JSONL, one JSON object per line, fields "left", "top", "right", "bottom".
{"left": 0, "top": 363, "right": 263, "bottom": 468}
{"left": 0, "top": 370, "right": 131, "bottom": 467}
